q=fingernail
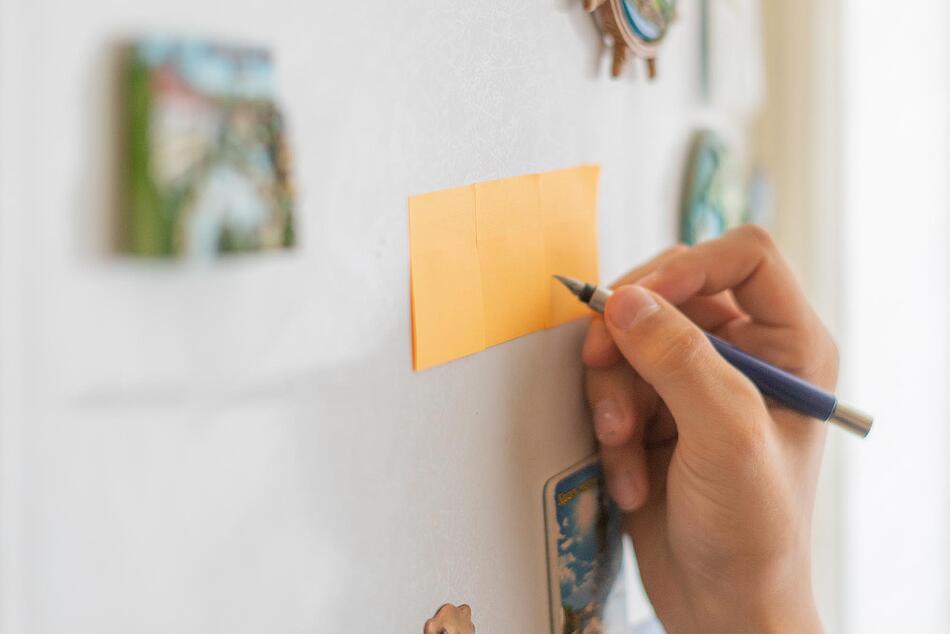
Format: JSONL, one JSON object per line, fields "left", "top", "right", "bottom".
{"left": 610, "top": 467, "right": 638, "bottom": 511}
{"left": 607, "top": 286, "right": 659, "bottom": 331}
{"left": 593, "top": 399, "right": 623, "bottom": 443}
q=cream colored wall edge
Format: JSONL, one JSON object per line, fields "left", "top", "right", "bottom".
{"left": 753, "top": 1, "right": 845, "bottom": 631}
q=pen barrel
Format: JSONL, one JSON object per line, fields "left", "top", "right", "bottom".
{"left": 705, "top": 333, "right": 837, "bottom": 421}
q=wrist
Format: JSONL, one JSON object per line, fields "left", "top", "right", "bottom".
{"left": 734, "top": 591, "right": 822, "bottom": 634}
{"left": 687, "top": 560, "right": 823, "bottom": 633}
{"left": 690, "top": 590, "right": 822, "bottom": 634}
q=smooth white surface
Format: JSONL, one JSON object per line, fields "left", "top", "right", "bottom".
{"left": 0, "top": 1, "right": 745, "bottom": 631}
{"left": 841, "top": 1, "right": 950, "bottom": 631}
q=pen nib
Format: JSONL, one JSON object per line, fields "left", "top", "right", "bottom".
{"left": 553, "top": 274, "right": 585, "bottom": 297}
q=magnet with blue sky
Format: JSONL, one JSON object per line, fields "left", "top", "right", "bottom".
{"left": 544, "top": 456, "right": 628, "bottom": 633}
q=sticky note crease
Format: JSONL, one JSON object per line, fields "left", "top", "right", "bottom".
{"left": 409, "top": 165, "right": 599, "bottom": 370}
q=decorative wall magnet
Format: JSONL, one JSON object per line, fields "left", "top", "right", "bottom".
{"left": 543, "top": 457, "right": 629, "bottom": 634}
{"left": 123, "top": 37, "right": 296, "bottom": 258}
{"left": 584, "top": 0, "right": 678, "bottom": 78}
{"left": 423, "top": 603, "right": 475, "bottom": 634}
{"left": 680, "top": 130, "right": 749, "bottom": 245}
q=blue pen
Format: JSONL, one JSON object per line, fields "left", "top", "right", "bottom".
{"left": 554, "top": 275, "right": 873, "bottom": 437}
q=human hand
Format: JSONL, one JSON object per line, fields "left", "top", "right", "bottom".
{"left": 583, "top": 227, "right": 836, "bottom": 633}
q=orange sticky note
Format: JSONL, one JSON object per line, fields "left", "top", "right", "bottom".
{"left": 540, "top": 166, "right": 600, "bottom": 327}
{"left": 408, "top": 165, "right": 599, "bottom": 370}
{"left": 475, "top": 174, "right": 549, "bottom": 346}
{"left": 409, "top": 186, "right": 486, "bottom": 370}
{"left": 539, "top": 165, "right": 600, "bottom": 225}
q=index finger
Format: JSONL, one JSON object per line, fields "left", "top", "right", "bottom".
{"left": 610, "top": 244, "right": 690, "bottom": 287}
{"left": 642, "top": 225, "right": 813, "bottom": 328}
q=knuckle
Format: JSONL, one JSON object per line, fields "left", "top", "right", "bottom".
{"left": 784, "top": 325, "right": 840, "bottom": 384}
{"left": 735, "top": 224, "right": 777, "bottom": 254}
{"left": 827, "top": 333, "right": 839, "bottom": 361}
{"left": 826, "top": 334, "right": 840, "bottom": 369}
{"left": 782, "top": 327, "right": 822, "bottom": 371}
{"left": 817, "top": 332, "right": 840, "bottom": 386}
{"left": 818, "top": 326, "right": 839, "bottom": 366}
{"left": 664, "top": 244, "right": 690, "bottom": 258}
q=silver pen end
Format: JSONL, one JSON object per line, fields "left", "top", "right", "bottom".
{"left": 829, "top": 401, "right": 874, "bottom": 437}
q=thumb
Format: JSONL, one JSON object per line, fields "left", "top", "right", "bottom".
{"left": 603, "top": 285, "right": 763, "bottom": 444}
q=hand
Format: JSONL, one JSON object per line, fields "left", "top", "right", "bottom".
{"left": 583, "top": 227, "right": 836, "bottom": 633}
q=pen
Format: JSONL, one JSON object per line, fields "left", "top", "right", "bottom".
{"left": 554, "top": 275, "right": 873, "bottom": 437}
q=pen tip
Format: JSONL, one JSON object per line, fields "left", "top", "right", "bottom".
{"left": 553, "top": 274, "right": 584, "bottom": 295}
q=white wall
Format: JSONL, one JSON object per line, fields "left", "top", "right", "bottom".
{"left": 0, "top": 1, "right": 750, "bottom": 632}
{"left": 840, "top": 1, "right": 950, "bottom": 631}
{"left": 0, "top": 0, "right": 32, "bottom": 629}
{"left": 760, "top": 2, "right": 950, "bottom": 631}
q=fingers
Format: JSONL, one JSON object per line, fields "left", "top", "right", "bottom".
{"left": 679, "top": 293, "right": 744, "bottom": 331}
{"left": 585, "top": 363, "right": 658, "bottom": 511}
{"left": 582, "top": 317, "right": 623, "bottom": 369}
{"left": 583, "top": 292, "right": 745, "bottom": 368}
{"left": 641, "top": 225, "right": 813, "bottom": 328}
{"left": 586, "top": 364, "right": 658, "bottom": 446}
{"left": 583, "top": 242, "right": 746, "bottom": 368}
{"left": 611, "top": 244, "right": 690, "bottom": 288}
{"left": 716, "top": 318, "right": 838, "bottom": 387}
{"left": 584, "top": 293, "right": 743, "bottom": 369}
{"left": 582, "top": 246, "right": 687, "bottom": 368}
{"left": 601, "top": 435, "right": 648, "bottom": 512}
{"left": 603, "top": 285, "right": 766, "bottom": 446}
